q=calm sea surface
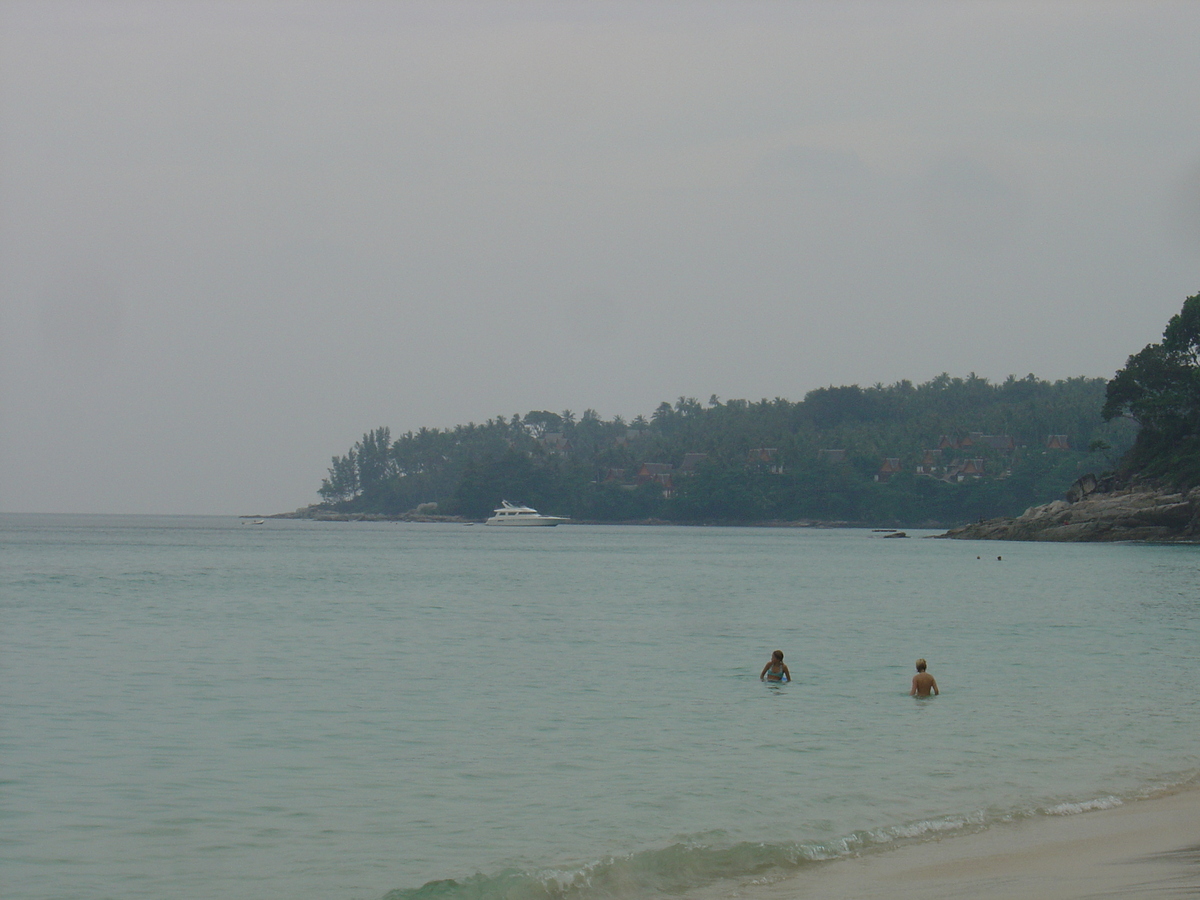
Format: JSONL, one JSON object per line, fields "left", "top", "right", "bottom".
{"left": 3, "top": 514, "right": 1199, "bottom": 900}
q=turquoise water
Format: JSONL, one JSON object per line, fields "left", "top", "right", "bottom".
{"left": 3, "top": 514, "right": 1199, "bottom": 900}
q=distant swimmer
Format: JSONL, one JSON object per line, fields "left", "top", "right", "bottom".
{"left": 910, "top": 658, "right": 939, "bottom": 697}
{"left": 761, "top": 650, "right": 791, "bottom": 683}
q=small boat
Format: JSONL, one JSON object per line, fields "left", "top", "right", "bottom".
{"left": 484, "top": 500, "right": 569, "bottom": 526}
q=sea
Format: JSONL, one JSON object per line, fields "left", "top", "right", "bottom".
{"left": 3, "top": 514, "right": 1199, "bottom": 900}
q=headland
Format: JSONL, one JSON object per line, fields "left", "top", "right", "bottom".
{"left": 940, "top": 476, "right": 1200, "bottom": 542}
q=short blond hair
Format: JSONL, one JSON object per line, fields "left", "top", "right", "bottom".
{"left": 915, "top": 658, "right": 927, "bottom": 671}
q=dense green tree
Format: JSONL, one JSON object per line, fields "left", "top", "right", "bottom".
{"left": 523, "top": 411, "right": 562, "bottom": 438}
{"left": 1103, "top": 292, "right": 1200, "bottom": 484}
{"left": 314, "top": 373, "right": 1133, "bottom": 525}
{"left": 355, "top": 427, "right": 394, "bottom": 497}
{"left": 318, "top": 450, "right": 358, "bottom": 503}
{"left": 451, "top": 448, "right": 572, "bottom": 520}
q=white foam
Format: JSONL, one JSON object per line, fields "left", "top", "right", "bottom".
{"left": 887, "top": 815, "right": 975, "bottom": 839}
{"left": 1042, "top": 796, "right": 1123, "bottom": 816}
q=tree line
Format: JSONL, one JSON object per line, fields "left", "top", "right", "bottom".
{"left": 314, "top": 372, "right": 1137, "bottom": 527}
{"left": 1103, "top": 291, "right": 1200, "bottom": 487}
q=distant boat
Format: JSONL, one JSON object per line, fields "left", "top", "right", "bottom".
{"left": 484, "top": 501, "right": 569, "bottom": 526}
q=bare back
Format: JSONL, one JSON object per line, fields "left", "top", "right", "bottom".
{"left": 910, "top": 672, "right": 939, "bottom": 697}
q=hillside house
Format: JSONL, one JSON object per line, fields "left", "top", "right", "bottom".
{"left": 636, "top": 462, "right": 675, "bottom": 498}
{"left": 600, "top": 468, "right": 632, "bottom": 488}
{"left": 915, "top": 449, "right": 943, "bottom": 476}
{"left": 949, "top": 458, "right": 986, "bottom": 481}
{"left": 747, "top": 448, "right": 783, "bottom": 474}
{"left": 1046, "top": 434, "right": 1071, "bottom": 450}
{"left": 874, "top": 458, "right": 903, "bottom": 482}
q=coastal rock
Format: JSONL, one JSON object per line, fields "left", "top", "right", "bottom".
{"left": 274, "top": 505, "right": 470, "bottom": 523}
{"left": 940, "top": 478, "right": 1200, "bottom": 543}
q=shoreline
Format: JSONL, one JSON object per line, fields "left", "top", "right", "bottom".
{"left": 278, "top": 477, "right": 1200, "bottom": 540}
{"left": 268, "top": 507, "right": 901, "bottom": 528}
{"left": 751, "top": 783, "right": 1200, "bottom": 900}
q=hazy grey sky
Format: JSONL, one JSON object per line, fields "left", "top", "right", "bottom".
{"left": 3, "top": 1, "right": 1199, "bottom": 515}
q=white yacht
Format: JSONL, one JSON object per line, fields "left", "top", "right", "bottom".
{"left": 484, "top": 500, "right": 569, "bottom": 526}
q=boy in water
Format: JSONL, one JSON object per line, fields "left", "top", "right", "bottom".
{"left": 910, "top": 658, "right": 939, "bottom": 697}
{"left": 760, "top": 650, "right": 791, "bottom": 683}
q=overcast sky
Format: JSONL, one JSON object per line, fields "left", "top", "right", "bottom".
{"left": 2, "top": 1, "right": 1199, "bottom": 515}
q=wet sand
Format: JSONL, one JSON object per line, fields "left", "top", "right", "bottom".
{"left": 763, "top": 785, "right": 1200, "bottom": 900}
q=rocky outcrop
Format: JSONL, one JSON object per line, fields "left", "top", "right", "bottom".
{"left": 940, "top": 477, "right": 1200, "bottom": 542}
{"left": 273, "top": 506, "right": 470, "bottom": 523}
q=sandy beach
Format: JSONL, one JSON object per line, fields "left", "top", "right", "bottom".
{"left": 754, "top": 785, "right": 1200, "bottom": 900}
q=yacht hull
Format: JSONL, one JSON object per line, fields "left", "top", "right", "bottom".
{"left": 484, "top": 501, "right": 569, "bottom": 526}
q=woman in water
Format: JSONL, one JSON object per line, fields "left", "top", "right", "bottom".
{"left": 760, "top": 650, "right": 791, "bottom": 682}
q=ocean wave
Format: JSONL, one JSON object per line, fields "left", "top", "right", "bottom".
{"left": 381, "top": 817, "right": 995, "bottom": 900}
{"left": 1041, "top": 796, "right": 1123, "bottom": 816}
{"left": 382, "top": 841, "right": 820, "bottom": 900}
{"left": 382, "top": 779, "right": 1200, "bottom": 900}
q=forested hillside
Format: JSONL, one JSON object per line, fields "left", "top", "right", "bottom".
{"left": 313, "top": 374, "right": 1134, "bottom": 527}
{"left": 1103, "top": 292, "right": 1200, "bottom": 487}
